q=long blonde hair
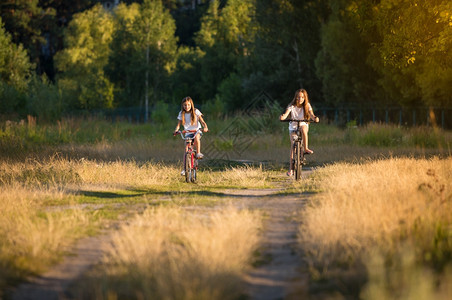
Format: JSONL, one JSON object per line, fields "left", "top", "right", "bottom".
{"left": 181, "top": 96, "right": 196, "bottom": 125}
{"left": 288, "top": 89, "right": 310, "bottom": 120}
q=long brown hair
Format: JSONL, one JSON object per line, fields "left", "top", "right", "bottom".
{"left": 288, "top": 89, "right": 310, "bottom": 120}
{"left": 181, "top": 96, "right": 196, "bottom": 125}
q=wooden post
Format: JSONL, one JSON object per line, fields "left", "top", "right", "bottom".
{"left": 372, "top": 109, "right": 376, "bottom": 123}
{"left": 413, "top": 110, "right": 416, "bottom": 126}
{"left": 385, "top": 110, "right": 389, "bottom": 124}
{"left": 399, "top": 109, "right": 402, "bottom": 126}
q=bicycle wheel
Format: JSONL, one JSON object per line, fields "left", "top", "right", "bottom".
{"left": 192, "top": 158, "right": 198, "bottom": 183}
{"left": 185, "top": 152, "right": 192, "bottom": 183}
{"left": 294, "top": 141, "right": 302, "bottom": 180}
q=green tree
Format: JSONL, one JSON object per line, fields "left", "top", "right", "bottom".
{"left": 193, "top": 0, "right": 258, "bottom": 108}
{"left": 0, "top": 17, "right": 33, "bottom": 114}
{"left": 0, "top": 18, "right": 33, "bottom": 91}
{"left": 54, "top": 4, "right": 115, "bottom": 109}
{"left": 368, "top": 0, "right": 452, "bottom": 107}
{"left": 242, "top": 0, "right": 329, "bottom": 106}
{"left": 314, "top": 0, "right": 381, "bottom": 107}
{"left": 107, "top": 0, "right": 178, "bottom": 120}
{"left": 0, "top": 0, "right": 49, "bottom": 66}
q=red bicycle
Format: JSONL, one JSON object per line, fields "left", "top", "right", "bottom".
{"left": 174, "top": 129, "right": 203, "bottom": 183}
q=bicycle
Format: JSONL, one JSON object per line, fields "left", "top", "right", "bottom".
{"left": 174, "top": 129, "right": 203, "bottom": 183}
{"left": 280, "top": 119, "right": 317, "bottom": 180}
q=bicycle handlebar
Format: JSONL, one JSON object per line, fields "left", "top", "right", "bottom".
{"left": 173, "top": 129, "right": 203, "bottom": 140}
{"left": 280, "top": 118, "right": 318, "bottom": 123}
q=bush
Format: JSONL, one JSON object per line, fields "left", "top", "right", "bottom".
{"left": 0, "top": 82, "right": 27, "bottom": 117}
{"left": 151, "top": 101, "right": 171, "bottom": 126}
{"left": 26, "top": 76, "right": 64, "bottom": 122}
{"left": 202, "top": 95, "right": 225, "bottom": 119}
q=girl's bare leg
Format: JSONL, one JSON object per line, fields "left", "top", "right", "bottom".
{"left": 194, "top": 135, "right": 201, "bottom": 153}
{"left": 301, "top": 125, "right": 311, "bottom": 152}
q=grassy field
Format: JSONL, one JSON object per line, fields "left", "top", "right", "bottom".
{"left": 0, "top": 116, "right": 451, "bottom": 298}
{"left": 298, "top": 157, "right": 452, "bottom": 299}
{"left": 0, "top": 154, "right": 272, "bottom": 298}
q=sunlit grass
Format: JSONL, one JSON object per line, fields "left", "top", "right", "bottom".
{"left": 298, "top": 157, "right": 452, "bottom": 298}
{"left": 0, "top": 185, "right": 96, "bottom": 295}
{"left": 0, "top": 155, "right": 272, "bottom": 295}
{"left": 72, "top": 206, "right": 262, "bottom": 300}
{"left": 1, "top": 117, "right": 450, "bottom": 164}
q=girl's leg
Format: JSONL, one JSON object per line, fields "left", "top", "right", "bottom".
{"left": 301, "top": 125, "right": 313, "bottom": 153}
{"left": 194, "top": 135, "right": 201, "bottom": 154}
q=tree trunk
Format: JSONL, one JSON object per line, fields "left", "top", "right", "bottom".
{"left": 145, "top": 43, "right": 149, "bottom": 123}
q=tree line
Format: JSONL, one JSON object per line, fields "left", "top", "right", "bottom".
{"left": 1, "top": 0, "right": 451, "bottom": 122}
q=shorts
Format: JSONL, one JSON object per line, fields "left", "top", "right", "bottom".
{"left": 289, "top": 121, "right": 309, "bottom": 131}
{"left": 186, "top": 132, "right": 202, "bottom": 139}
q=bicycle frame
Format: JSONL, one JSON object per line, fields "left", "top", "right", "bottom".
{"left": 174, "top": 129, "right": 202, "bottom": 183}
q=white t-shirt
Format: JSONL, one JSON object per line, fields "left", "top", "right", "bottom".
{"left": 177, "top": 109, "right": 203, "bottom": 131}
{"left": 288, "top": 104, "right": 312, "bottom": 130}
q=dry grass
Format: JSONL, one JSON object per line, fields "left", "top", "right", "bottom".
{"left": 0, "top": 185, "right": 92, "bottom": 296}
{"left": 362, "top": 248, "right": 452, "bottom": 300}
{"left": 0, "top": 155, "right": 270, "bottom": 296}
{"left": 299, "top": 157, "right": 452, "bottom": 298}
{"left": 73, "top": 206, "right": 262, "bottom": 300}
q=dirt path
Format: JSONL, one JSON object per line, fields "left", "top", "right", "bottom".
{"left": 10, "top": 176, "right": 312, "bottom": 300}
{"left": 10, "top": 234, "right": 113, "bottom": 300}
{"left": 223, "top": 182, "right": 310, "bottom": 300}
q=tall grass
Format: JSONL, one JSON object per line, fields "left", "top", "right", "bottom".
{"left": 73, "top": 206, "right": 262, "bottom": 300}
{"left": 299, "top": 157, "right": 452, "bottom": 297}
{"left": 0, "top": 155, "right": 271, "bottom": 297}
{"left": 1, "top": 117, "right": 450, "bottom": 162}
{"left": 0, "top": 185, "right": 93, "bottom": 297}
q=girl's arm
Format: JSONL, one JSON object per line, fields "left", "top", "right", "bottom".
{"left": 279, "top": 107, "right": 292, "bottom": 120}
{"left": 174, "top": 120, "right": 182, "bottom": 133}
{"left": 199, "top": 116, "right": 208, "bottom": 132}
{"left": 308, "top": 106, "right": 319, "bottom": 122}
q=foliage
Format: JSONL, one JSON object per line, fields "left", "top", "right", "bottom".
{"left": 250, "top": 0, "right": 329, "bottom": 105}
{"left": 314, "top": 0, "right": 452, "bottom": 108}
{"left": 1, "top": 0, "right": 452, "bottom": 120}
{"left": 315, "top": 0, "right": 381, "bottom": 106}
{"left": 106, "top": 0, "right": 179, "bottom": 107}
{"left": 26, "top": 75, "right": 64, "bottom": 122}
{"left": 194, "top": 0, "right": 258, "bottom": 105}
{"left": 151, "top": 100, "right": 171, "bottom": 125}
{"left": 0, "top": 18, "right": 33, "bottom": 92}
{"left": 54, "top": 4, "right": 115, "bottom": 109}
{"left": 368, "top": 0, "right": 452, "bottom": 107}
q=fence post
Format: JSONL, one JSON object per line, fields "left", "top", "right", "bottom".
{"left": 385, "top": 109, "right": 389, "bottom": 124}
{"left": 413, "top": 110, "right": 416, "bottom": 126}
{"left": 359, "top": 110, "right": 363, "bottom": 126}
{"left": 442, "top": 109, "right": 445, "bottom": 129}
{"left": 372, "top": 109, "right": 376, "bottom": 123}
{"left": 399, "top": 109, "right": 402, "bottom": 126}
{"left": 347, "top": 110, "right": 350, "bottom": 123}
{"left": 334, "top": 110, "right": 338, "bottom": 125}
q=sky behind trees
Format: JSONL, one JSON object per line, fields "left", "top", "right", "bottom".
{"left": 1, "top": 0, "right": 451, "bottom": 121}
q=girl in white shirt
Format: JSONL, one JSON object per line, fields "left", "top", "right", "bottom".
{"left": 279, "top": 89, "right": 319, "bottom": 176}
{"left": 174, "top": 96, "right": 208, "bottom": 161}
